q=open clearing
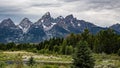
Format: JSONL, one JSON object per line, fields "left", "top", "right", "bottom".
{"left": 1, "top": 51, "right": 72, "bottom": 62}
{"left": 1, "top": 51, "right": 120, "bottom": 68}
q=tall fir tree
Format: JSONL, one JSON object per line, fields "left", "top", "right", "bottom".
{"left": 72, "top": 41, "right": 95, "bottom": 68}
{"left": 60, "top": 40, "right": 67, "bottom": 54}
{"left": 27, "top": 56, "right": 35, "bottom": 67}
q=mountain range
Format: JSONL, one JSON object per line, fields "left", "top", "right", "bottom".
{"left": 0, "top": 12, "right": 120, "bottom": 43}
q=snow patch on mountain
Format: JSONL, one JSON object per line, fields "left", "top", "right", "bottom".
{"left": 43, "top": 23, "right": 56, "bottom": 31}
{"left": 46, "top": 12, "right": 50, "bottom": 15}
{"left": 71, "top": 21, "right": 75, "bottom": 27}
{"left": 19, "top": 18, "right": 32, "bottom": 33}
{"left": 19, "top": 25, "right": 31, "bottom": 33}
{"left": 41, "top": 19, "right": 44, "bottom": 22}
{"left": 0, "top": 12, "right": 106, "bottom": 43}
{"left": 78, "top": 23, "right": 81, "bottom": 26}
{"left": 58, "top": 16, "right": 64, "bottom": 19}
{"left": 35, "top": 26, "right": 39, "bottom": 28}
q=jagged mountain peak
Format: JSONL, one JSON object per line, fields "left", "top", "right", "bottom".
{"left": 0, "top": 12, "right": 119, "bottom": 43}
{"left": 110, "top": 23, "right": 120, "bottom": 28}
{"left": 111, "top": 23, "right": 120, "bottom": 26}
{"left": 42, "top": 12, "right": 51, "bottom": 19}
{"left": 1, "top": 18, "right": 13, "bottom": 24}
{"left": 35, "top": 12, "right": 54, "bottom": 29}
{"left": 64, "top": 14, "right": 75, "bottom": 25}
{"left": 45, "top": 12, "right": 50, "bottom": 15}
{"left": 19, "top": 18, "right": 32, "bottom": 33}
{"left": 22, "top": 18, "right": 29, "bottom": 21}
{"left": 19, "top": 18, "right": 32, "bottom": 25}
{"left": 65, "top": 14, "right": 74, "bottom": 19}
{"left": 35, "top": 12, "right": 52, "bottom": 25}
{"left": 110, "top": 23, "right": 120, "bottom": 32}
{"left": 0, "top": 18, "right": 16, "bottom": 27}
{"left": 57, "top": 16, "right": 64, "bottom": 19}
{"left": 5, "top": 18, "right": 11, "bottom": 21}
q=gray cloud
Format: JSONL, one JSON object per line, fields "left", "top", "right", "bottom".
{"left": 67, "top": 0, "right": 120, "bottom": 12}
{"left": 0, "top": 0, "right": 120, "bottom": 26}
{"left": 85, "top": 0, "right": 120, "bottom": 10}
{"left": 31, "top": 3, "right": 62, "bottom": 7}
{"left": 60, "top": 0, "right": 79, "bottom": 2}
{"left": 0, "top": 7, "right": 23, "bottom": 14}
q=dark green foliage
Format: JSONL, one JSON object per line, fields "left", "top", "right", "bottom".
{"left": 72, "top": 41, "right": 95, "bottom": 68}
{"left": 81, "top": 29, "right": 90, "bottom": 41}
{"left": 6, "top": 42, "right": 16, "bottom": 50}
{"left": 94, "top": 29, "right": 120, "bottom": 54}
{"left": 117, "top": 49, "right": 120, "bottom": 56}
{"left": 66, "top": 33, "right": 81, "bottom": 47}
{"left": 60, "top": 40, "right": 67, "bottom": 54}
{"left": 0, "top": 61, "right": 6, "bottom": 68}
{"left": 66, "top": 46, "right": 74, "bottom": 55}
{"left": 27, "top": 57, "right": 35, "bottom": 66}
{"left": 0, "top": 29, "right": 120, "bottom": 55}
{"left": 53, "top": 45, "right": 60, "bottom": 53}
{"left": 81, "top": 29, "right": 95, "bottom": 50}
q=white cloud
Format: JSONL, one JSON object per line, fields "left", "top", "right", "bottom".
{"left": 0, "top": 0, "right": 120, "bottom": 27}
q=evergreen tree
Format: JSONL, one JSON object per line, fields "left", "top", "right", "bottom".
{"left": 81, "top": 29, "right": 94, "bottom": 50}
{"left": 60, "top": 40, "right": 67, "bottom": 54}
{"left": 27, "top": 56, "right": 35, "bottom": 67}
{"left": 6, "top": 42, "right": 16, "bottom": 51}
{"left": 66, "top": 33, "right": 76, "bottom": 46}
{"left": 96, "top": 29, "right": 118, "bottom": 54}
{"left": 66, "top": 46, "right": 73, "bottom": 55}
{"left": 72, "top": 41, "right": 95, "bottom": 68}
{"left": 81, "top": 29, "right": 90, "bottom": 41}
{"left": 117, "top": 49, "right": 120, "bottom": 56}
{"left": 53, "top": 45, "right": 60, "bottom": 54}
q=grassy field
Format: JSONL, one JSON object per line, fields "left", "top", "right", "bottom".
{"left": 0, "top": 51, "right": 120, "bottom": 68}
{"left": 0, "top": 51, "right": 72, "bottom": 62}
{"left": 0, "top": 51, "right": 72, "bottom": 68}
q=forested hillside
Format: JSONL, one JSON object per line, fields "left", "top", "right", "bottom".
{"left": 0, "top": 29, "right": 120, "bottom": 55}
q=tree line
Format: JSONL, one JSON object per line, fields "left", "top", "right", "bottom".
{"left": 0, "top": 29, "right": 120, "bottom": 55}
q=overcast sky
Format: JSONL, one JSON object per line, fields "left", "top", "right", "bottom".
{"left": 0, "top": 0, "right": 120, "bottom": 27}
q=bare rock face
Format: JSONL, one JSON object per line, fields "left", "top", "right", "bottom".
{"left": 19, "top": 18, "right": 32, "bottom": 33}
{"left": 0, "top": 12, "right": 118, "bottom": 43}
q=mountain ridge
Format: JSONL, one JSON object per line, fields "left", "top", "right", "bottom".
{"left": 0, "top": 12, "right": 119, "bottom": 43}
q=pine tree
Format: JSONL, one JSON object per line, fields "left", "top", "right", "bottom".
{"left": 72, "top": 41, "right": 95, "bottom": 68}
{"left": 117, "top": 49, "right": 120, "bottom": 56}
{"left": 96, "top": 29, "right": 118, "bottom": 54}
{"left": 60, "top": 40, "right": 67, "bottom": 54}
{"left": 27, "top": 56, "right": 35, "bottom": 67}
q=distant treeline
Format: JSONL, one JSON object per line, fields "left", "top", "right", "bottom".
{"left": 0, "top": 29, "right": 120, "bottom": 55}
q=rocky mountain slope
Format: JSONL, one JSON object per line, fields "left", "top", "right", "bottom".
{"left": 0, "top": 12, "right": 119, "bottom": 43}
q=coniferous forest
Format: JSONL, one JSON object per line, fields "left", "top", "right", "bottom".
{"left": 0, "top": 29, "right": 120, "bottom": 55}
{"left": 0, "top": 29, "right": 120, "bottom": 68}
